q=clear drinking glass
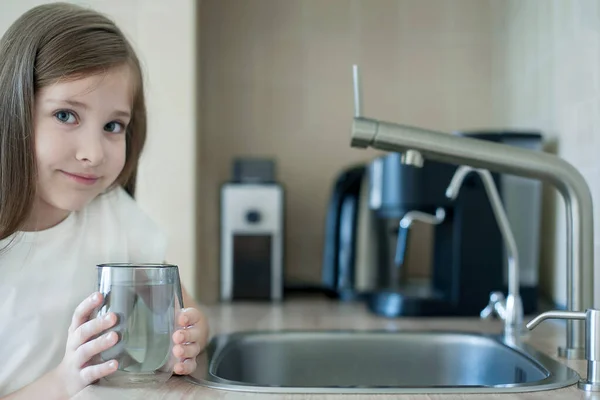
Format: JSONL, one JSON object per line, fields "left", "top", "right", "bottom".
{"left": 92, "top": 263, "right": 184, "bottom": 386}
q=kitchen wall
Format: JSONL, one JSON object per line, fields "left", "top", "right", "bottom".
{"left": 6, "top": 1, "right": 587, "bottom": 309}
{"left": 0, "top": 1, "right": 199, "bottom": 296}
{"left": 198, "top": 0, "right": 494, "bottom": 302}
{"left": 490, "top": 0, "right": 600, "bottom": 308}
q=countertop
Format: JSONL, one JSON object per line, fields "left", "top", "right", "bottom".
{"left": 74, "top": 297, "right": 594, "bottom": 400}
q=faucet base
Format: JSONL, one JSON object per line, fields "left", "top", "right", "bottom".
{"left": 558, "top": 346, "right": 586, "bottom": 360}
{"left": 578, "top": 380, "right": 600, "bottom": 392}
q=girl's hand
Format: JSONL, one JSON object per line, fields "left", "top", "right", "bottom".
{"left": 171, "top": 307, "right": 208, "bottom": 375}
{"left": 54, "top": 292, "right": 119, "bottom": 397}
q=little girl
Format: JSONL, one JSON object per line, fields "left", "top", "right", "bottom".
{"left": 0, "top": 3, "right": 208, "bottom": 398}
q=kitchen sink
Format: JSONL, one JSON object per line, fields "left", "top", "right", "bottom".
{"left": 185, "top": 330, "right": 580, "bottom": 394}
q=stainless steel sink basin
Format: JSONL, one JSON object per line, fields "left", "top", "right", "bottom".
{"left": 186, "top": 330, "right": 579, "bottom": 394}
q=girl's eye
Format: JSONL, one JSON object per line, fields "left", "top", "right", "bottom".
{"left": 54, "top": 110, "right": 77, "bottom": 124}
{"left": 104, "top": 121, "right": 125, "bottom": 134}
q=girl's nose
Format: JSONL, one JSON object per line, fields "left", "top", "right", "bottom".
{"left": 75, "top": 130, "right": 105, "bottom": 166}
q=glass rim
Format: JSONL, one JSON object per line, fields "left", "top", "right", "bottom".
{"left": 96, "top": 263, "right": 178, "bottom": 269}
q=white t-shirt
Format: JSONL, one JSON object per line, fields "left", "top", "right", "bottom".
{"left": 0, "top": 187, "right": 168, "bottom": 396}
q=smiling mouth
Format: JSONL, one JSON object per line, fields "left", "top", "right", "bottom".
{"left": 61, "top": 171, "right": 101, "bottom": 185}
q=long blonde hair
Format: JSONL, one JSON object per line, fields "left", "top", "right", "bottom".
{"left": 0, "top": 2, "right": 147, "bottom": 240}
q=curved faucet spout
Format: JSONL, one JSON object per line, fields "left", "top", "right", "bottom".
{"left": 445, "top": 167, "right": 519, "bottom": 297}
{"left": 445, "top": 166, "right": 524, "bottom": 336}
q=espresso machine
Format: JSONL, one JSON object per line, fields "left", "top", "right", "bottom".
{"left": 322, "top": 131, "right": 543, "bottom": 317}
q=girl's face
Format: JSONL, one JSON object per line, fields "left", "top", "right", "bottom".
{"left": 31, "top": 65, "right": 133, "bottom": 229}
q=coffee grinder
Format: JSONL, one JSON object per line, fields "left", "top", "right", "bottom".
{"left": 220, "top": 158, "right": 285, "bottom": 302}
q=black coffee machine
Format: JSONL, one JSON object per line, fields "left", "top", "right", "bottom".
{"left": 321, "top": 131, "right": 543, "bottom": 317}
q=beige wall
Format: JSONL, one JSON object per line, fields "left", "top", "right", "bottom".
{"left": 198, "top": 0, "right": 493, "bottom": 303}
{"left": 13, "top": 0, "right": 589, "bottom": 309}
{"left": 490, "top": 0, "right": 600, "bottom": 308}
{"left": 0, "top": 0, "right": 199, "bottom": 297}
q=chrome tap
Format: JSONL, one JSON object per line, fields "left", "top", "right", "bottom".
{"left": 445, "top": 166, "right": 524, "bottom": 338}
{"left": 527, "top": 309, "right": 600, "bottom": 392}
{"left": 350, "top": 65, "right": 594, "bottom": 359}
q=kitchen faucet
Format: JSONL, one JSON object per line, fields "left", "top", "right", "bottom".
{"left": 350, "top": 65, "right": 594, "bottom": 360}
{"left": 445, "top": 165, "right": 524, "bottom": 338}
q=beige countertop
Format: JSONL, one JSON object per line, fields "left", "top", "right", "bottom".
{"left": 74, "top": 297, "right": 595, "bottom": 400}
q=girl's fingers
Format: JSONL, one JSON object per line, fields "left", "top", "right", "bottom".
{"left": 173, "top": 341, "right": 200, "bottom": 359}
{"left": 173, "top": 358, "right": 197, "bottom": 376}
{"left": 69, "top": 293, "right": 103, "bottom": 335}
{"left": 76, "top": 331, "right": 119, "bottom": 367}
{"left": 80, "top": 359, "right": 119, "bottom": 384}
{"left": 71, "top": 312, "right": 117, "bottom": 349}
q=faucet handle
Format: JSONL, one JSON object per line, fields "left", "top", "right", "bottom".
{"left": 526, "top": 309, "right": 600, "bottom": 392}
{"left": 352, "top": 65, "right": 362, "bottom": 118}
{"left": 480, "top": 291, "right": 506, "bottom": 320}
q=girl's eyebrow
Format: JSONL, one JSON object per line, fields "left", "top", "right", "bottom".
{"left": 46, "top": 98, "right": 88, "bottom": 109}
{"left": 45, "top": 98, "right": 131, "bottom": 119}
{"left": 111, "top": 109, "right": 131, "bottom": 119}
